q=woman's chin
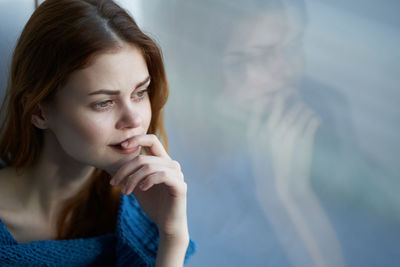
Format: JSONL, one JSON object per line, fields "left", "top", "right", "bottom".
{"left": 101, "top": 154, "right": 140, "bottom": 175}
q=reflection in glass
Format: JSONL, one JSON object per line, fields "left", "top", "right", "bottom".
{"left": 137, "top": 0, "right": 400, "bottom": 266}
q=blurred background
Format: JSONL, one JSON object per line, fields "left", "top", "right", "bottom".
{"left": 0, "top": 0, "right": 399, "bottom": 266}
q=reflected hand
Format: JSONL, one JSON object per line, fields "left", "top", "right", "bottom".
{"left": 248, "top": 94, "right": 321, "bottom": 182}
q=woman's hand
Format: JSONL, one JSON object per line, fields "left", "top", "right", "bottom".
{"left": 109, "top": 134, "right": 189, "bottom": 242}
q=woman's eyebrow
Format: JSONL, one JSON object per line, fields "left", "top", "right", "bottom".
{"left": 88, "top": 76, "right": 151, "bottom": 96}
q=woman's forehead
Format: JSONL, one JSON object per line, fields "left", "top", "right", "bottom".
{"left": 62, "top": 46, "right": 149, "bottom": 96}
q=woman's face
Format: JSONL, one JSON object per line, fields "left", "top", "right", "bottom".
{"left": 43, "top": 45, "right": 152, "bottom": 174}
{"left": 222, "top": 9, "right": 305, "bottom": 108}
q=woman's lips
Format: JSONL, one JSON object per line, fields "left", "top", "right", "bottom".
{"left": 109, "top": 144, "right": 139, "bottom": 154}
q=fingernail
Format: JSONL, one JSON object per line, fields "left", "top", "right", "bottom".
{"left": 110, "top": 178, "right": 117, "bottom": 186}
{"left": 122, "top": 187, "right": 128, "bottom": 194}
{"left": 121, "top": 141, "right": 129, "bottom": 148}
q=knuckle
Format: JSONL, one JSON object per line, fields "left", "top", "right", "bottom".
{"left": 143, "top": 163, "right": 152, "bottom": 172}
{"left": 181, "top": 182, "right": 188, "bottom": 194}
{"left": 147, "top": 172, "right": 156, "bottom": 179}
{"left": 158, "top": 170, "right": 167, "bottom": 177}
{"left": 172, "top": 160, "right": 181, "bottom": 170}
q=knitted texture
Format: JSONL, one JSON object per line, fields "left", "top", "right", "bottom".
{"left": 0, "top": 194, "right": 197, "bottom": 266}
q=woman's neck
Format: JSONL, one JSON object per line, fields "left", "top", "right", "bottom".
{"left": 15, "top": 132, "right": 96, "bottom": 222}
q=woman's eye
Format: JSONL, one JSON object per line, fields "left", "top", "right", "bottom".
{"left": 91, "top": 89, "right": 149, "bottom": 111}
{"left": 93, "top": 100, "right": 114, "bottom": 110}
{"left": 132, "top": 88, "right": 150, "bottom": 101}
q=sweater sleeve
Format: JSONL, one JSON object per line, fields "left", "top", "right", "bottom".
{"left": 115, "top": 194, "right": 197, "bottom": 267}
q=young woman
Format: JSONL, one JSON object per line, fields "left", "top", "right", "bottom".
{"left": 0, "top": 0, "right": 196, "bottom": 266}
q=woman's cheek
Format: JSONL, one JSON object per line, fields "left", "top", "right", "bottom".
{"left": 74, "top": 115, "right": 113, "bottom": 145}
{"left": 142, "top": 101, "right": 152, "bottom": 132}
{"left": 64, "top": 115, "right": 116, "bottom": 166}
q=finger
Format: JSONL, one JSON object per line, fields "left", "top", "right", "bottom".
{"left": 138, "top": 170, "right": 186, "bottom": 197}
{"left": 122, "top": 164, "right": 155, "bottom": 195}
{"left": 110, "top": 155, "right": 173, "bottom": 186}
{"left": 121, "top": 134, "right": 170, "bottom": 159}
{"left": 122, "top": 162, "right": 182, "bottom": 195}
{"left": 284, "top": 103, "right": 303, "bottom": 127}
{"left": 293, "top": 107, "right": 315, "bottom": 137}
{"left": 302, "top": 114, "right": 321, "bottom": 139}
{"left": 282, "top": 106, "right": 311, "bottom": 144}
{"left": 247, "top": 102, "right": 265, "bottom": 137}
{"left": 267, "top": 94, "right": 286, "bottom": 130}
{"left": 279, "top": 103, "right": 304, "bottom": 137}
{"left": 247, "top": 101, "right": 265, "bottom": 141}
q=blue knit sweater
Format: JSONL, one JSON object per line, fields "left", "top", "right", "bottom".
{"left": 0, "top": 193, "right": 197, "bottom": 266}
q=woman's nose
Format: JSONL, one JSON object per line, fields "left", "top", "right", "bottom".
{"left": 115, "top": 103, "right": 142, "bottom": 130}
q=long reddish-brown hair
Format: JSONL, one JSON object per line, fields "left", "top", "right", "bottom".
{"left": 0, "top": 0, "right": 169, "bottom": 239}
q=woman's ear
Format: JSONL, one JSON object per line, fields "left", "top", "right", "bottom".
{"left": 31, "top": 103, "right": 49, "bottom": 130}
